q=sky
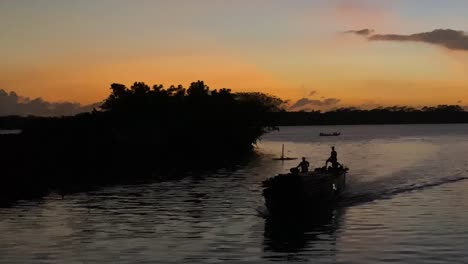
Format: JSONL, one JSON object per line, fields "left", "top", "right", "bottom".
{"left": 1, "top": 0, "right": 468, "bottom": 112}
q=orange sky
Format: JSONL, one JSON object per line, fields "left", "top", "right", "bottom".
{"left": 1, "top": 1, "right": 468, "bottom": 109}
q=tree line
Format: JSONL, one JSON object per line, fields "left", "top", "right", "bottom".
{"left": 271, "top": 105, "right": 468, "bottom": 126}
{"left": 0, "top": 80, "right": 284, "bottom": 204}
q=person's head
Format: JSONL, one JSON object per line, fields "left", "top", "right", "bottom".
{"left": 302, "top": 157, "right": 306, "bottom": 161}
{"left": 331, "top": 146, "right": 335, "bottom": 151}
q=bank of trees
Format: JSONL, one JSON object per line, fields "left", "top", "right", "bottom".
{"left": 0, "top": 81, "right": 284, "bottom": 203}
{"left": 272, "top": 105, "right": 468, "bottom": 126}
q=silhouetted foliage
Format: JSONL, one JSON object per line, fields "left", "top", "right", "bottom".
{"left": 2, "top": 85, "right": 468, "bottom": 204}
{"left": 98, "top": 81, "right": 283, "bottom": 151}
{"left": 272, "top": 105, "right": 468, "bottom": 126}
{"left": 0, "top": 80, "right": 283, "bottom": 204}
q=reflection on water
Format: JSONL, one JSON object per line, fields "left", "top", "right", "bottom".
{"left": 1, "top": 124, "right": 468, "bottom": 263}
{"left": 263, "top": 208, "right": 342, "bottom": 262}
{"left": 0, "top": 129, "right": 21, "bottom": 135}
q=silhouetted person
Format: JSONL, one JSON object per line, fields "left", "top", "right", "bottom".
{"left": 297, "top": 157, "right": 310, "bottom": 173}
{"left": 326, "top": 146, "right": 341, "bottom": 169}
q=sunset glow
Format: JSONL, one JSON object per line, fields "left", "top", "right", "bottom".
{"left": 1, "top": 0, "right": 468, "bottom": 109}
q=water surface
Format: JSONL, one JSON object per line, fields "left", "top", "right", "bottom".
{"left": 1, "top": 124, "right": 468, "bottom": 263}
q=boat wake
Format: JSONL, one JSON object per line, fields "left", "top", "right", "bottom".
{"left": 341, "top": 173, "right": 468, "bottom": 207}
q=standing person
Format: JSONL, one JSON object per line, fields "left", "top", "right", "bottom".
{"left": 326, "top": 146, "right": 340, "bottom": 168}
{"left": 297, "top": 157, "right": 310, "bottom": 173}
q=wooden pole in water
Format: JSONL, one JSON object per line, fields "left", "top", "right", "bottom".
{"left": 281, "top": 144, "right": 284, "bottom": 159}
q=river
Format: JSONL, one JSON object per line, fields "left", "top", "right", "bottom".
{"left": 1, "top": 124, "right": 468, "bottom": 263}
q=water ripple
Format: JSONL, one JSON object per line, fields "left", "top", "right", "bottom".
{"left": 2, "top": 125, "right": 468, "bottom": 263}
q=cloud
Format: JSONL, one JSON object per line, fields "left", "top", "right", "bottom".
{"left": 289, "top": 97, "right": 341, "bottom": 111}
{"left": 0, "top": 89, "right": 98, "bottom": 116}
{"left": 348, "top": 29, "right": 468, "bottom": 51}
{"left": 344, "top": 29, "right": 374, "bottom": 36}
{"left": 309, "top": 90, "right": 317, "bottom": 96}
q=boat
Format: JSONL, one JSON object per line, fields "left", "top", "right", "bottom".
{"left": 262, "top": 166, "right": 348, "bottom": 216}
{"left": 319, "top": 132, "right": 341, "bottom": 137}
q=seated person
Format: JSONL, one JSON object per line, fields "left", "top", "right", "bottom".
{"left": 297, "top": 157, "right": 310, "bottom": 173}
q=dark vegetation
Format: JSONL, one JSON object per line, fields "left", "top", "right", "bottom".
{"left": 1, "top": 82, "right": 468, "bottom": 204}
{"left": 0, "top": 81, "right": 283, "bottom": 204}
{"left": 271, "top": 105, "right": 468, "bottom": 126}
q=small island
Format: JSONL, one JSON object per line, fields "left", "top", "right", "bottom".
{"left": 0, "top": 80, "right": 283, "bottom": 204}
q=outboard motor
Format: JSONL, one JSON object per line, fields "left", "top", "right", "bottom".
{"left": 290, "top": 167, "right": 300, "bottom": 174}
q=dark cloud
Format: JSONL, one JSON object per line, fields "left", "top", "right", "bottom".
{"left": 321, "top": 98, "right": 341, "bottom": 105}
{"left": 289, "top": 98, "right": 341, "bottom": 111}
{"left": 290, "top": 98, "right": 313, "bottom": 109}
{"left": 348, "top": 29, "right": 468, "bottom": 51}
{"left": 345, "top": 29, "right": 374, "bottom": 36}
{"left": 0, "top": 89, "right": 98, "bottom": 116}
{"left": 309, "top": 90, "right": 317, "bottom": 96}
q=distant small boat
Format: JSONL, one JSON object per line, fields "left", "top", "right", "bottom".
{"left": 273, "top": 144, "right": 298, "bottom": 161}
{"left": 0, "top": 129, "right": 22, "bottom": 135}
{"left": 319, "top": 132, "right": 341, "bottom": 137}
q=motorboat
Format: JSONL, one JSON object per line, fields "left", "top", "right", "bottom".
{"left": 319, "top": 132, "right": 341, "bottom": 136}
{"left": 262, "top": 166, "right": 348, "bottom": 216}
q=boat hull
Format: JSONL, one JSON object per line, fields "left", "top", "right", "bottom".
{"left": 262, "top": 168, "right": 347, "bottom": 216}
{"left": 319, "top": 132, "right": 341, "bottom": 136}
